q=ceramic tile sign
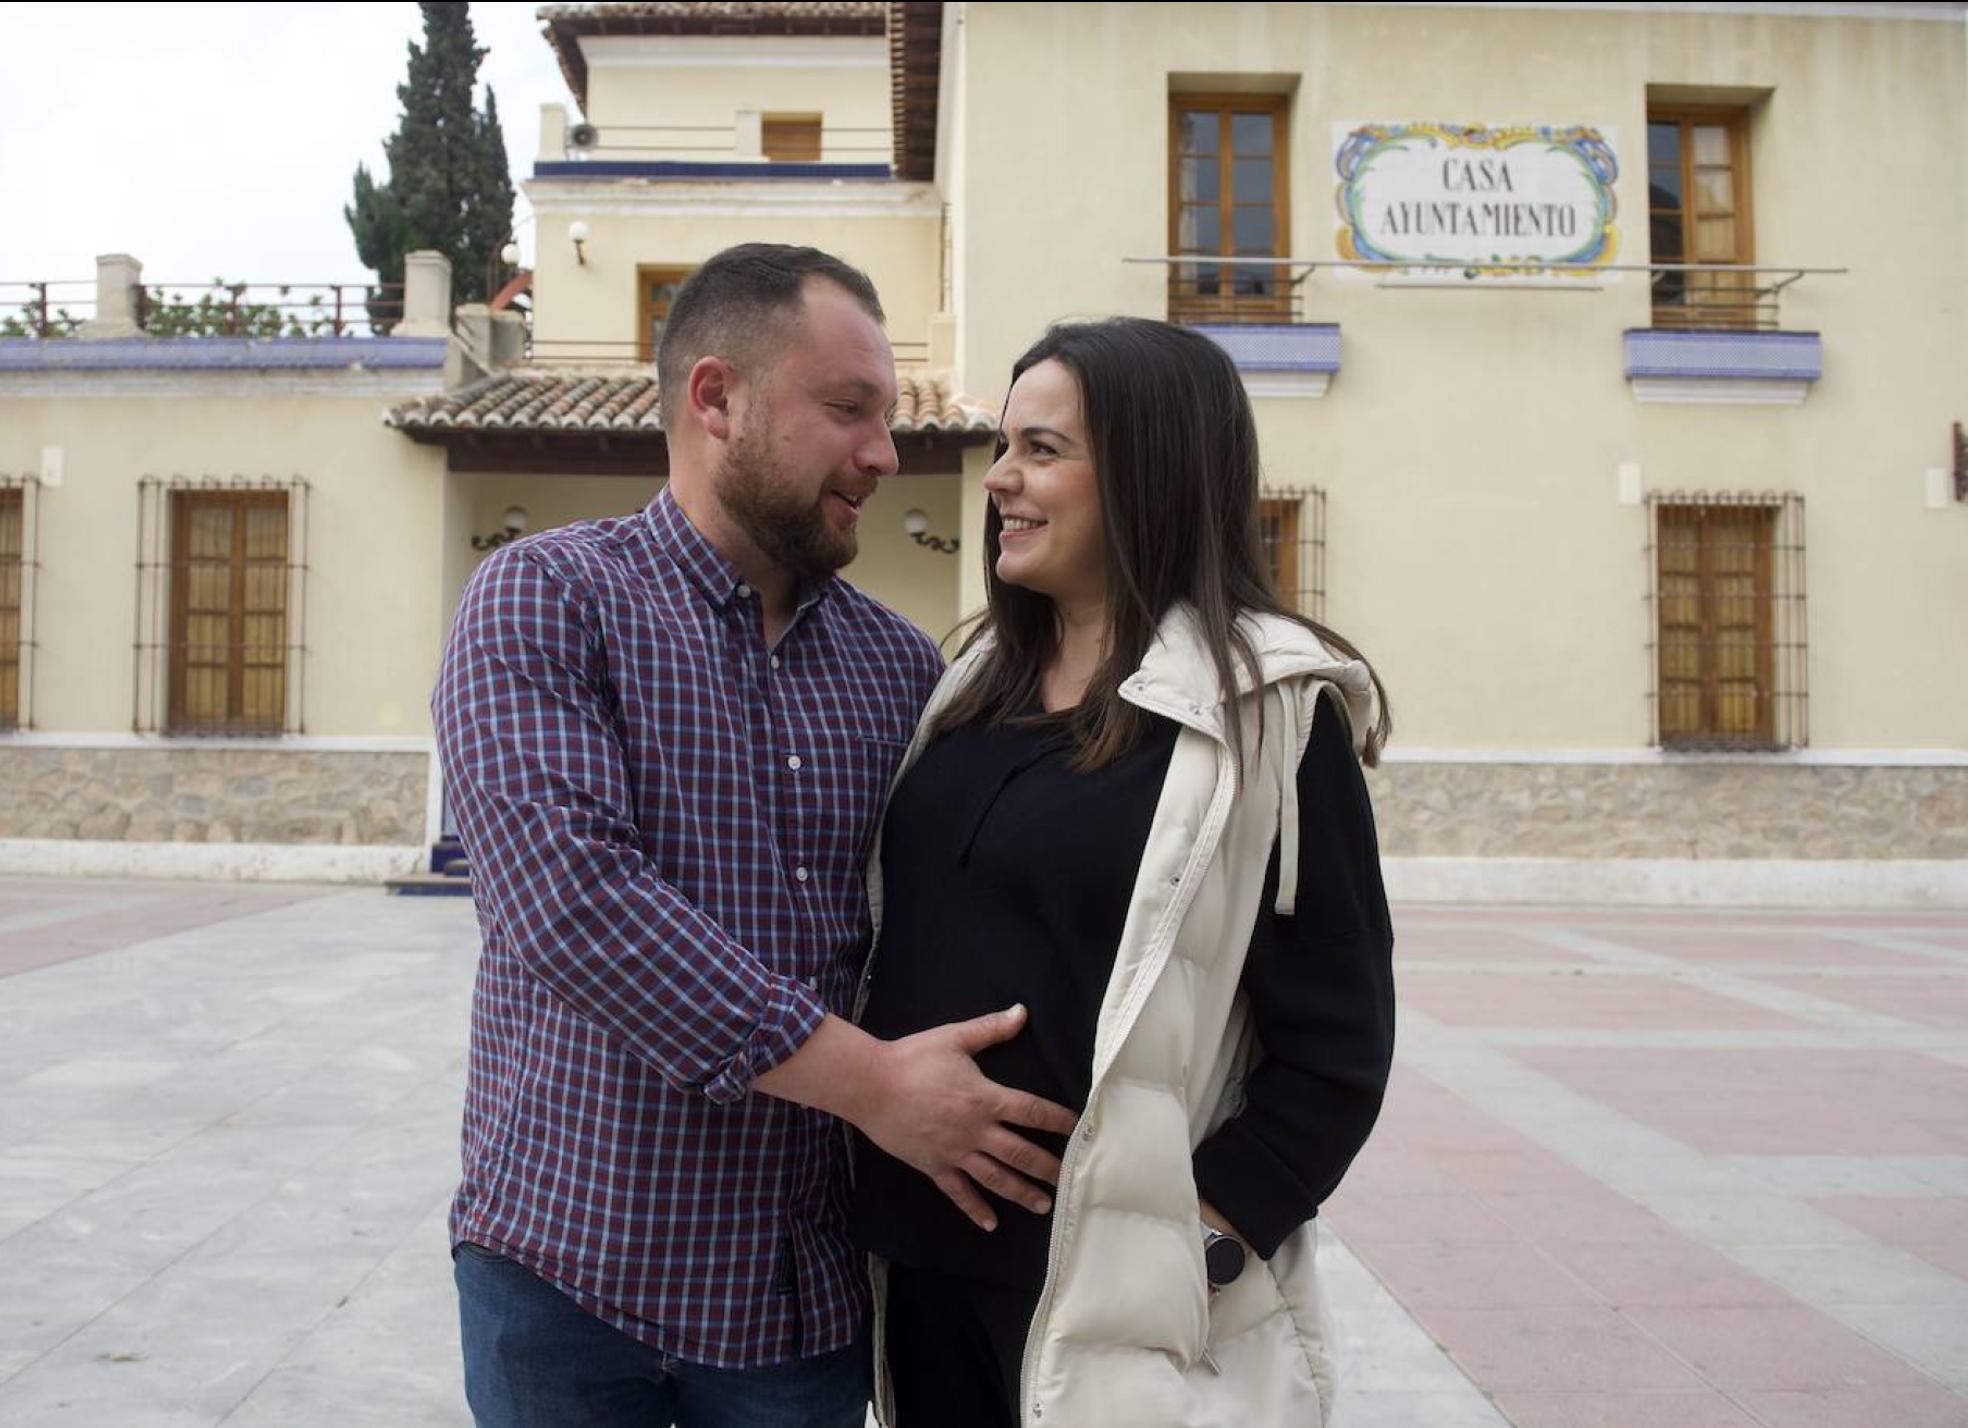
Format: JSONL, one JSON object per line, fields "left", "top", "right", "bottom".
{"left": 1332, "top": 122, "right": 1620, "bottom": 281}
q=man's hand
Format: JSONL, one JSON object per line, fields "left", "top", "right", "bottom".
{"left": 857, "top": 1004, "right": 1078, "bottom": 1231}
{"left": 755, "top": 1006, "right": 1079, "bottom": 1232}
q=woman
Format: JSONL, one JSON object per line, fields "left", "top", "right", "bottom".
{"left": 850, "top": 317, "right": 1395, "bottom": 1428}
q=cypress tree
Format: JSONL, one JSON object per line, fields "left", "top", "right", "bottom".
{"left": 346, "top": 2, "right": 515, "bottom": 327}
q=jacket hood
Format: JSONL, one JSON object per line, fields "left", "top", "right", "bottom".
{"left": 1122, "top": 604, "right": 1377, "bottom": 756}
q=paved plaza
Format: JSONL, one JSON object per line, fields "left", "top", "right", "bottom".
{"left": 0, "top": 879, "right": 1965, "bottom": 1427}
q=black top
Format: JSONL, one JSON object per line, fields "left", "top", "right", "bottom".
{"left": 850, "top": 689, "right": 1395, "bottom": 1293}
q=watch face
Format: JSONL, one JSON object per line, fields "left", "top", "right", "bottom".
{"left": 1205, "top": 1234, "right": 1247, "bottom": 1287}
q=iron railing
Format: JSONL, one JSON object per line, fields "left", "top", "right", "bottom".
{"left": 521, "top": 337, "right": 933, "bottom": 368}
{"left": 1126, "top": 256, "right": 1844, "bottom": 330}
{"left": 137, "top": 283, "right": 404, "bottom": 338}
{"left": 1259, "top": 485, "right": 1326, "bottom": 622}
{"left": 1166, "top": 263, "right": 1308, "bottom": 325}
{"left": 0, "top": 281, "right": 404, "bottom": 339}
{"left": 560, "top": 121, "right": 892, "bottom": 162}
{"left": 0, "top": 475, "right": 40, "bottom": 732}
{"left": 0, "top": 281, "right": 95, "bottom": 337}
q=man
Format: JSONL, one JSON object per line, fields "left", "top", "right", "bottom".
{"left": 434, "top": 244, "right": 1075, "bottom": 1428}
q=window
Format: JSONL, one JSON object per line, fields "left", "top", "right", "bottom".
{"left": 1169, "top": 95, "right": 1290, "bottom": 323}
{"left": 762, "top": 114, "right": 823, "bottom": 162}
{"left": 1648, "top": 492, "right": 1806, "bottom": 750}
{"left": 637, "top": 266, "right": 696, "bottom": 365}
{"left": 0, "top": 482, "right": 27, "bottom": 730}
{"left": 1647, "top": 107, "right": 1756, "bottom": 329}
{"left": 164, "top": 489, "right": 292, "bottom": 735}
{"left": 1259, "top": 486, "right": 1325, "bottom": 620}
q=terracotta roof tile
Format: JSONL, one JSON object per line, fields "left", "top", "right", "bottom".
{"left": 387, "top": 368, "right": 993, "bottom": 436}
{"left": 539, "top": 2, "right": 885, "bottom": 19}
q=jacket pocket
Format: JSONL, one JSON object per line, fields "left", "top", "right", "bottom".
{"left": 1207, "top": 1255, "right": 1291, "bottom": 1349}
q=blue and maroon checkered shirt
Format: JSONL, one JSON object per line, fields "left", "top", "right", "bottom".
{"left": 435, "top": 487, "right": 942, "bottom": 1368}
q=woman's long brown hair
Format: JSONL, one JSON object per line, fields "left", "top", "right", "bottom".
{"left": 937, "top": 317, "right": 1391, "bottom": 770}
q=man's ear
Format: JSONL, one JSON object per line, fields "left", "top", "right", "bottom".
{"left": 688, "top": 356, "right": 737, "bottom": 443}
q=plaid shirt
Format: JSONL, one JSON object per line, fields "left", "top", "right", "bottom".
{"left": 435, "top": 488, "right": 942, "bottom": 1368}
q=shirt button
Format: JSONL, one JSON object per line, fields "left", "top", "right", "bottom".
{"left": 787, "top": 755, "right": 803, "bottom": 771}
{"left": 794, "top": 866, "right": 810, "bottom": 884}
{"left": 736, "top": 583, "right": 752, "bottom": 599}
{"left": 770, "top": 655, "right": 782, "bottom": 670}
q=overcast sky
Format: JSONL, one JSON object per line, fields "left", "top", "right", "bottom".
{"left": 0, "top": 2, "right": 569, "bottom": 297}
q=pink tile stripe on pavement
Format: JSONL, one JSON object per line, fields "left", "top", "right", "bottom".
{"left": 1323, "top": 905, "right": 1968, "bottom": 1428}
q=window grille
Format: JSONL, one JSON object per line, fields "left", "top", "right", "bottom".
{"left": 0, "top": 476, "right": 41, "bottom": 731}
{"left": 134, "top": 477, "right": 309, "bottom": 735}
{"left": 1645, "top": 490, "right": 1806, "bottom": 750}
{"left": 1259, "top": 485, "right": 1326, "bottom": 622}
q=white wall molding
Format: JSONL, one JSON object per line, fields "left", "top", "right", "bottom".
{"left": 1378, "top": 747, "right": 1968, "bottom": 768}
{"left": 0, "top": 732, "right": 436, "bottom": 754}
{"left": 0, "top": 839, "right": 424, "bottom": 884}
{"left": 581, "top": 34, "right": 889, "bottom": 69}
{"left": 1242, "top": 371, "right": 1333, "bottom": 400}
{"left": 524, "top": 180, "right": 941, "bottom": 220}
{"left": 1383, "top": 857, "right": 1968, "bottom": 909}
{"left": 1427, "top": 2, "right": 1962, "bottom": 20}
{"left": 1629, "top": 377, "right": 1811, "bottom": 405}
{"left": 0, "top": 372, "right": 445, "bottom": 400}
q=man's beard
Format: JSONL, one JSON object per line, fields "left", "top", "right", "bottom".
{"left": 714, "top": 421, "right": 857, "bottom": 587}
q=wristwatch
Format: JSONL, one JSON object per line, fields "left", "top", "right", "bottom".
{"left": 1202, "top": 1226, "right": 1248, "bottom": 1289}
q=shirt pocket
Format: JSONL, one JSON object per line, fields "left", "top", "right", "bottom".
{"left": 800, "top": 730, "right": 911, "bottom": 869}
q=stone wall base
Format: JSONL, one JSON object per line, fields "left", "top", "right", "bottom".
{"left": 1366, "top": 761, "right": 1967, "bottom": 861}
{"left": 0, "top": 839, "right": 424, "bottom": 883}
{"left": 1382, "top": 857, "right": 1968, "bottom": 909}
{"left": 1, "top": 746, "right": 431, "bottom": 845}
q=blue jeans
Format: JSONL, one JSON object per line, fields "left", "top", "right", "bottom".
{"left": 455, "top": 1242, "right": 871, "bottom": 1428}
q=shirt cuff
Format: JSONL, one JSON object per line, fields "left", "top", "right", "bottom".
{"left": 1192, "top": 1118, "right": 1315, "bottom": 1261}
{"left": 700, "top": 973, "right": 830, "bottom": 1105}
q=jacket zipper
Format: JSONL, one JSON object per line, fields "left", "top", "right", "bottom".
{"left": 1018, "top": 697, "right": 1241, "bottom": 1424}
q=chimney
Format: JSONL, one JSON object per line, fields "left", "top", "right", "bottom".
{"left": 540, "top": 103, "right": 568, "bottom": 161}
{"left": 80, "top": 253, "right": 143, "bottom": 338}
{"left": 396, "top": 250, "right": 453, "bottom": 338}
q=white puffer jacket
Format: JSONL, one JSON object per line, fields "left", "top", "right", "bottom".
{"left": 862, "top": 604, "right": 1379, "bottom": 1428}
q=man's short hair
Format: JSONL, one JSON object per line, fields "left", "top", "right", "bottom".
{"left": 656, "top": 243, "right": 886, "bottom": 427}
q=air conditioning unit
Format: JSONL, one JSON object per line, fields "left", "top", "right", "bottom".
{"left": 569, "top": 123, "right": 599, "bottom": 151}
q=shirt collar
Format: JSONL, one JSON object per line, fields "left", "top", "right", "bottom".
{"left": 645, "top": 485, "right": 834, "bottom": 617}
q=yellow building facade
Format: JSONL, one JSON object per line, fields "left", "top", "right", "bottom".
{"left": 2, "top": 1, "right": 1963, "bottom": 903}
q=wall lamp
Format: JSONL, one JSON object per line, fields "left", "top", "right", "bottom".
{"left": 472, "top": 505, "right": 529, "bottom": 550}
{"left": 568, "top": 220, "right": 590, "bottom": 266}
{"left": 903, "top": 507, "right": 959, "bottom": 554}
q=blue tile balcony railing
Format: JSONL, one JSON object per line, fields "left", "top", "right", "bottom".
{"left": 535, "top": 160, "right": 892, "bottom": 181}
{"left": 1624, "top": 329, "right": 1824, "bottom": 406}
{"left": 0, "top": 336, "right": 447, "bottom": 372}
{"left": 1188, "top": 322, "right": 1342, "bottom": 399}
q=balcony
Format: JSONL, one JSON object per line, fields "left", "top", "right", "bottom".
{"left": 1625, "top": 328, "right": 1823, "bottom": 406}
{"left": 1130, "top": 255, "right": 1842, "bottom": 406}
{"left": 1626, "top": 263, "right": 1838, "bottom": 405}
{"left": 535, "top": 112, "right": 894, "bottom": 183}
{"left": 1132, "top": 258, "right": 1340, "bottom": 400}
